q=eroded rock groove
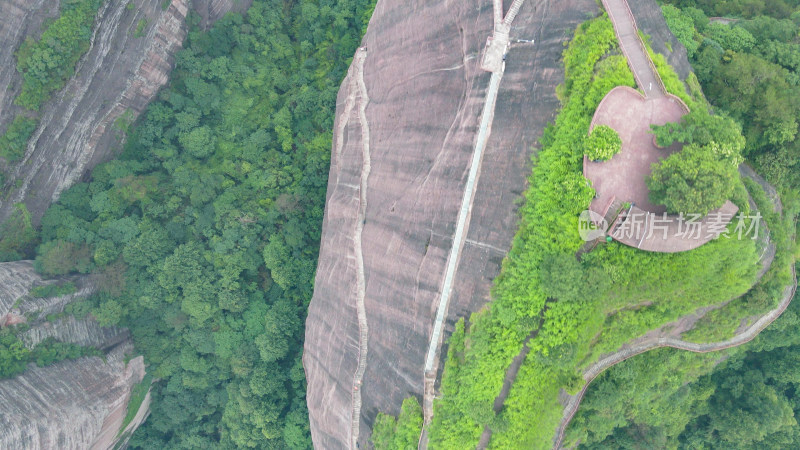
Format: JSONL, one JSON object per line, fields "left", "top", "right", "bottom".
{"left": 350, "top": 47, "right": 372, "bottom": 449}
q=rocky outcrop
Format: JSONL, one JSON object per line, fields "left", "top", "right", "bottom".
{"left": 0, "top": 1, "right": 251, "bottom": 448}
{"left": 628, "top": 0, "right": 693, "bottom": 80}
{"left": 0, "top": 0, "right": 252, "bottom": 225}
{"left": 21, "top": 315, "right": 129, "bottom": 350}
{"left": 0, "top": 260, "right": 94, "bottom": 325}
{"left": 0, "top": 0, "right": 189, "bottom": 224}
{"left": 0, "top": 260, "right": 141, "bottom": 449}
{"left": 193, "top": 0, "right": 254, "bottom": 29}
{"left": 0, "top": 0, "right": 59, "bottom": 133}
{"left": 0, "top": 260, "right": 42, "bottom": 318}
{"left": 304, "top": 0, "right": 602, "bottom": 446}
{"left": 0, "top": 342, "right": 145, "bottom": 450}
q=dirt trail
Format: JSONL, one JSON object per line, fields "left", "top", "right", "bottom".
{"left": 350, "top": 47, "right": 372, "bottom": 449}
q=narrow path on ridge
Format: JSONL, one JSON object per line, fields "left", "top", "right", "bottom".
{"left": 474, "top": 1, "right": 797, "bottom": 447}
{"left": 553, "top": 267, "right": 796, "bottom": 448}
{"left": 602, "top": 0, "right": 665, "bottom": 97}
{"left": 420, "top": 0, "right": 527, "bottom": 444}
{"left": 349, "top": 47, "right": 372, "bottom": 449}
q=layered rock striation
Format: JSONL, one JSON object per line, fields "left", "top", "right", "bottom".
{"left": 0, "top": 343, "right": 145, "bottom": 450}
{"left": 0, "top": 260, "right": 144, "bottom": 449}
{"left": 0, "top": 0, "right": 252, "bottom": 225}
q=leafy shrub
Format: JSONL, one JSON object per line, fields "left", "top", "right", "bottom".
{"left": 585, "top": 125, "right": 622, "bottom": 161}
{"left": 30, "top": 282, "right": 77, "bottom": 298}
{"left": 14, "top": 0, "right": 103, "bottom": 110}
{"left": 0, "top": 204, "right": 39, "bottom": 262}
{"left": 0, "top": 116, "right": 37, "bottom": 162}
{"left": 371, "top": 397, "right": 424, "bottom": 450}
{"left": 33, "top": 240, "right": 92, "bottom": 276}
{"left": 662, "top": 4, "right": 701, "bottom": 56}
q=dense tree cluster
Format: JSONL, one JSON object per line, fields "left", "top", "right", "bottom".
{"left": 648, "top": 142, "right": 739, "bottom": 215}
{"left": 15, "top": 0, "right": 102, "bottom": 111}
{"left": 371, "top": 397, "right": 424, "bottom": 450}
{"left": 585, "top": 125, "right": 622, "bottom": 161}
{"left": 0, "top": 116, "right": 37, "bottom": 163}
{"left": 31, "top": 0, "right": 374, "bottom": 447}
{"left": 664, "top": 0, "right": 800, "bottom": 191}
{"left": 0, "top": 204, "right": 39, "bottom": 262}
{"left": 569, "top": 269, "right": 800, "bottom": 449}
{"left": 647, "top": 109, "right": 745, "bottom": 215}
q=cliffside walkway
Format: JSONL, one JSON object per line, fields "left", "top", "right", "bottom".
{"left": 347, "top": 47, "right": 372, "bottom": 449}
{"left": 421, "top": 0, "right": 527, "bottom": 434}
{"left": 602, "top": 0, "right": 665, "bottom": 97}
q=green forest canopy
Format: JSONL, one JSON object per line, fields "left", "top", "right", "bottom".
{"left": 29, "top": 0, "right": 375, "bottom": 447}
{"left": 561, "top": 1, "right": 800, "bottom": 448}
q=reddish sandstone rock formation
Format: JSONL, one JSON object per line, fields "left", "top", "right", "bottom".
{"left": 304, "top": 0, "right": 605, "bottom": 447}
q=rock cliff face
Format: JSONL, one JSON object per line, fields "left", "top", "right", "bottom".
{"left": 0, "top": 0, "right": 252, "bottom": 224}
{"left": 0, "top": 260, "right": 43, "bottom": 319}
{"left": 21, "top": 315, "right": 129, "bottom": 350}
{"left": 0, "top": 0, "right": 188, "bottom": 224}
{"left": 0, "top": 260, "right": 94, "bottom": 325}
{"left": 627, "top": 1, "right": 692, "bottom": 81}
{"left": 0, "top": 260, "right": 142, "bottom": 449}
{"left": 304, "top": 0, "right": 610, "bottom": 446}
{"left": 194, "top": 0, "right": 253, "bottom": 29}
{"left": 0, "top": 0, "right": 59, "bottom": 131}
{"left": 0, "top": 343, "right": 145, "bottom": 450}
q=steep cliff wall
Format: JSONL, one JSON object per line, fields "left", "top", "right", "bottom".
{"left": 193, "top": 0, "right": 254, "bottom": 29}
{"left": 0, "top": 0, "right": 189, "bottom": 224}
{"left": 21, "top": 316, "right": 129, "bottom": 350}
{"left": 0, "top": 0, "right": 251, "bottom": 225}
{"left": 0, "top": 343, "right": 145, "bottom": 450}
{"left": 304, "top": 0, "right": 601, "bottom": 446}
{"left": 0, "top": 260, "right": 94, "bottom": 325}
{"left": 0, "top": 260, "right": 42, "bottom": 318}
{"left": 0, "top": 0, "right": 59, "bottom": 133}
{"left": 0, "top": 260, "right": 144, "bottom": 449}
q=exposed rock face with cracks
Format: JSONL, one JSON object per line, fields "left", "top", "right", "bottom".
{"left": 0, "top": 0, "right": 252, "bottom": 225}
{"left": 0, "top": 342, "right": 145, "bottom": 450}
{"left": 304, "top": 0, "right": 610, "bottom": 447}
{"left": 0, "top": 260, "right": 144, "bottom": 449}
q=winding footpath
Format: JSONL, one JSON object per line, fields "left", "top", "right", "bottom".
{"left": 553, "top": 267, "right": 797, "bottom": 448}
{"left": 470, "top": 0, "right": 797, "bottom": 447}
{"left": 348, "top": 48, "right": 372, "bottom": 449}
